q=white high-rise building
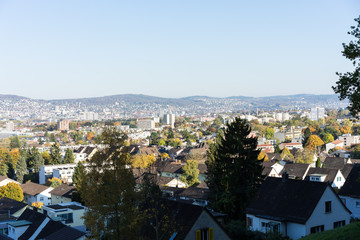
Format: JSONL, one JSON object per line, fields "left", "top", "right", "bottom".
{"left": 310, "top": 107, "right": 325, "bottom": 121}
{"left": 164, "top": 114, "right": 176, "bottom": 128}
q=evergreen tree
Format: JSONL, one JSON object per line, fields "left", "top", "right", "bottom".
{"left": 316, "top": 157, "right": 322, "bottom": 168}
{"left": 302, "top": 128, "right": 311, "bottom": 147}
{"left": 78, "top": 128, "right": 141, "bottom": 239}
{"left": 73, "top": 161, "right": 86, "bottom": 185}
{"left": 50, "top": 143, "right": 62, "bottom": 165}
{"left": 33, "top": 153, "right": 44, "bottom": 173}
{"left": 206, "top": 117, "right": 264, "bottom": 220}
{"left": 0, "top": 162, "right": 8, "bottom": 177}
{"left": 9, "top": 136, "right": 20, "bottom": 149}
{"left": 63, "top": 148, "right": 75, "bottom": 164}
{"left": 16, "top": 155, "right": 27, "bottom": 183}
{"left": 180, "top": 160, "right": 200, "bottom": 186}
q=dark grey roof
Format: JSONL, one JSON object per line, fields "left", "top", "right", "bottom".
{"left": 0, "top": 197, "right": 27, "bottom": 215}
{"left": 18, "top": 209, "right": 47, "bottom": 240}
{"left": 245, "top": 177, "right": 329, "bottom": 224}
{"left": 341, "top": 164, "right": 354, "bottom": 179}
{"left": 339, "top": 164, "right": 360, "bottom": 198}
{"left": 41, "top": 222, "right": 86, "bottom": 240}
{"left": 198, "top": 164, "right": 207, "bottom": 174}
{"left": 161, "top": 162, "right": 183, "bottom": 174}
{"left": 324, "top": 157, "right": 347, "bottom": 169}
{"left": 267, "top": 153, "right": 281, "bottom": 161}
{"left": 49, "top": 184, "right": 75, "bottom": 198}
{"left": 305, "top": 168, "right": 339, "bottom": 183}
{"left": 46, "top": 204, "right": 84, "bottom": 210}
{"left": 282, "top": 163, "right": 310, "bottom": 179}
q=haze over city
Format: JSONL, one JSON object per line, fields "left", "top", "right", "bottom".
{"left": 0, "top": 0, "right": 359, "bottom": 99}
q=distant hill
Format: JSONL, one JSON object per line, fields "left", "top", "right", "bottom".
{"left": 0, "top": 94, "right": 28, "bottom": 100}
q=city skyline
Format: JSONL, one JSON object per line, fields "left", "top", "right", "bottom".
{"left": 0, "top": 1, "right": 359, "bottom": 100}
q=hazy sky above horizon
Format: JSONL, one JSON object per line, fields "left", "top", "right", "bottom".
{"left": 0, "top": 1, "right": 359, "bottom": 100}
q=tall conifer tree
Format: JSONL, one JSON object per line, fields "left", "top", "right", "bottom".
{"left": 206, "top": 117, "right": 264, "bottom": 220}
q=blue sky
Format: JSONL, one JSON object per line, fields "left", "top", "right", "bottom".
{"left": 0, "top": 1, "right": 358, "bottom": 99}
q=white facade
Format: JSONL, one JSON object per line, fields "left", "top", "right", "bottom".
{"left": 338, "top": 134, "right": 360, "bottom": 147}
{"left": 39, "top": 164, "right": 77, "bottom": 185}
{"left": 24, "top": 187, "right": 54, "bottom": 206}
{"left": 164, "top": 114, "right": 176, "bottom": 128}
{"left": 339, "top": 196, "right": 360, "bottom": 219}
{"left": 310, "top": 107, "right": 325, "bottom": 121}
{"left": 247, "top": 186, "right": 351, "bottom": 239}
{"left": 137, "top": 119, "right": 155, "bottom": 130}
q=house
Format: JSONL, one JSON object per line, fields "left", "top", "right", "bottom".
{"left": 326, "top": 140, "right": 344, "bottom": 153}
{"left": 160, "top": 161, "right": 183, "bottom": 178}
{"left": 39, "top": 163, "right": 77, "bottom": 185}
{"left": 50, "top": 184, "right": 75, "bottom": 204}
{"left": 245, "top": 176, "right": 351, "bottom": 240}
{"left": 140, "top": 199, "right": 231, "bottom": 240}
{"left": 282, "top": 163, "right": 310, "bottom": 180}
{"left": 257, "top": 144, "right": 275, "bottom": 153}
{"left": 305, "top": 168, "right": 345, "bottom": 189}
{"left": 3, "top": 208, "right": 86, "bottom": 240}
{"left": 0, "top": 176, "right": 19, "bottom": 187}
{"left": 42, "top": 202, "right": 86, "bottom": 231}
{"left": 73, "top": 146, "right": 97, "bottom": 163}
{"left": 339, "top": 134, "right": 360, "bottom": 147}
{"left": 21, "top": 182, "right": 53, "bottom": 206}
{"left": 262, "top": 161, "right": 284, "bottom": 178}
{"left": 0, "top": 198, "right": 28, "bottom": 236}
{"left": 279, "top": 142, "right": 303, "bottom": 150}
{"left": 338, "top": 164, "right": 360, "bottom": 219}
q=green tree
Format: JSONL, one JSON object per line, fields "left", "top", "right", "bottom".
{"left": 302, "top": 128, "right": 311, "bottom": 147}
{"left": 63, "top": 148, "right": 75, "bottom": 164}
{"left": 33, "top": 153, "right": 44, "bottom": 173}
{"left": 50, "top": 143, "right": 62, "bottom": 165}
{"left": 49, "top": 133, "right": 56, "bottom": 142}
{"left": 0, "top": 162, "right": 8, "bottom": 177}
{"left": 78, "top": 128, "right": 141, "bottom": 239}
{"left": 73, "top": 161, "right": 86, "bottom": 185}
{"left": 46, "top": 177, "right": 62, "bottom": 188}
{"left": 265, "top": 127, "right": 275, "bottom": 139}
{"left": 351, "top": 144, "right": 360, "bottom": 158}
{"left": 333, "top": 16, "right": 360, "bottom": 116}
{"left": 0, "top": 182, "right": 23, "bottom": 201}
{"left": 316, "top": 157, "right": 322, "bottom": 168}
{"left": 167, "top": 128, "right": 174, "bottom": 139}
{"left": 16, "top": 155, "right": 27, "bottom": 183}
{"left": 322, "top": 133, "right": 335, "bottom": 144}
{"left": 180, "top": 160, "right": 200, "bottom": 186}
{"left": 280, "top": 147, "right": 294, "bottom": 160}
{"left": 206, "top": 117, "right": 264, "bottom": 220}
{"left": 9, "top": 136, "right": 21, "bottom": 149}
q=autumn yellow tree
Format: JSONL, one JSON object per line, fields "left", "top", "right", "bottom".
{"left": 341, "top": 126, "right": 351, "bottom": 134}
{"left": 86, "top": 132, "right": 94, "bottom": 141}
{"left": 31, "top": 201, "right": 44, "bottom": 208}
{"left": 131, "top": 154, "right": 156, "bottom": 169}
{"left": 305, "top": 135, "right": 324, "bottom": 152}
{"left": 9, "top": 148, "right": 19, "bottom": 166}
{"left": 257, "top": 151, "right": 269, "bottom": 161}
{"left": 0, "top": 182, "right": 23, "bottom": 201}
{"left": 159, "top": 153, "right": 170, "bottom": 160}
{"left": 46, "top": 177, "right": 62, "bottom": 188}
{"left": 280, "top": 147, "right": 294, "bottom": 160}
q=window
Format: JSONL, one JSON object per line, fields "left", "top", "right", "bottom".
{"left": 195, "top": 228, "right": 214, "bottom": 240}
{"left": 325, "top": 201, "right": 332, "bottom": 213}
{"left": 310, "top": 176, "right": 321, "bottom": 182}
{"left": 261, "top": 222, "right": 280, "bottom": 233}
{"left": 57, "top": 213, "right": 73, "bottom": 224}
{"left": 310, "top": 225, "right": 324, "bottom": 234}
{"left": 40, "top": 197, "right": 44, "bottom": 201}
{"left": 246, "top": 217, "right": 253, "bottom": 228}
{"left": 356, "top": 201, "right": 360, "bottom": 208}
{"left": 334, "top": 220, "right": 345, "bottom": 228}
{"left": 337, "top": 177, "right": 342, "bottom": 182}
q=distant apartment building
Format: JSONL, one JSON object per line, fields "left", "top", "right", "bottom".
{"left": 57, "top": 119, "right": 70, "bottom": 131}
{"left": 137, "top": 119, "right": 155, "bottom": 130}
{"left": 310, "top": 107, "right": 325, "bottom": 121}
{"left": 274, "top": 112, "right": 291, "bottom": 122}
{"left": 6, "top": 121, "right": 14, "bottom": 132}
{"left": 164, "top": 114, "right": 176, "bottom": 128}
{"left": 338, "top": 134, "right": 360, "bottom": 147}
{"left": 39, "top": 164, "right": 77, "bottom": 185}
{"left": 274, "top": 127, "right": 302, "bottom": 142}
{"left": 81, "top": 111, "right": 99, "bottom": 121}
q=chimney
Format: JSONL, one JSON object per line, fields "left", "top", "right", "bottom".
{"left": 282, "top": 172, "right": 289, "bottom": 182}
